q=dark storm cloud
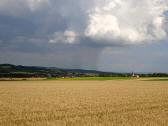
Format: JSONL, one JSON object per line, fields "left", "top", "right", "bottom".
{"left": 0, "top": 0, "right": 91, "bottom": 51}
{"left": 0, "top": 0, "right": 168, "bottom": 72}
{"left": 0, "top": 0, "right": 167, "bottom": 50}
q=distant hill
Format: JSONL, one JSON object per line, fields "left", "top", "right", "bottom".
{"left": 0, "top": 64, "right": 168, "bottom": 78}
{"left": 0, "top": 64, "right": 103, "bottom": 74}
{"left": 0, "top": 64, "right": 128, "bottom": 78}
{"left": 0, "top": 64, "right": 116, "bottom": 74}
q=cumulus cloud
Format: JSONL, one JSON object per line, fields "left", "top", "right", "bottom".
{"left": 85, "top": 0, "right": 168, "bottom": 44}
{"left": 0, "top": 0, "right": 168, "bottom": 71}
{"left": 27, "top": 0, "right": 50, "bottom": 11}
{"left": 1, "top": 0, "right": 167, "bottom": 46}
{"left": 49, "top": 30, "right": 77, "bottom": 44}
{"left": 0, "top": 0, "right": 49, "bottom": 16}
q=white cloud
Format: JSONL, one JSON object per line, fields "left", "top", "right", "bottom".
{"left": 85, "top": 0, "right": 168, "bottom": 44}
{"left": 49, "top": 30, "right": 77, "bottom": 44}
{"left": 28, "top": 0, "right": 49, "bottom": 12}
{"left": 0, "top": 0, "right": 49, "bottom": 16}
{"left": 0, "top": 0, "right": 167, "bottom": 46}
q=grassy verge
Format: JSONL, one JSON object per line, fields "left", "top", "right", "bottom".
{"left": 145, "top": 78, "right": 168, "bottom": 81}
{"left": 1, "top": 77, "right": 168, "bottom": 81}
{"left": 139, "top": 77, "right": 168, "bottom": 81}
{"left": 46, "top": 77, "right": 133, "bottom": 81}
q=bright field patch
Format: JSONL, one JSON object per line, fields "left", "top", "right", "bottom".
{"left": 0, "top": 80, "right": 168, "bottom": 126}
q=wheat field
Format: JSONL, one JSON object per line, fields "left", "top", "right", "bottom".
{"left": 0, "top": 80, "right": 168, "bottom": 126}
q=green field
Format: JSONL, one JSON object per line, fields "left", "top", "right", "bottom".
{"left": 47, "top": 77, "right": 168, "bottom": 81}
{"left": 1, "top": 77, "right": 168, "bottom": 82}
{"left": 47, "top": 77, "right": 133, "bottom": 81}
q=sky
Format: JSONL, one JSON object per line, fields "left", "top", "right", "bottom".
{"left": 0, "top": 0, "right": 168, "bottom": 73}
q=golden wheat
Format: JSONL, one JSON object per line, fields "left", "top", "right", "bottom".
{"left": 0, "top": 80, "right": 168, "bottom": 126}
